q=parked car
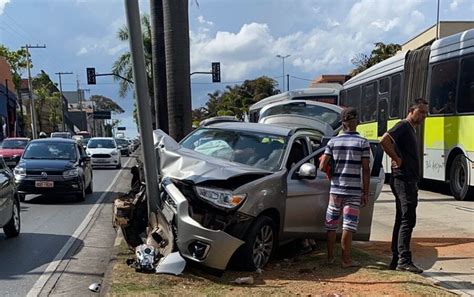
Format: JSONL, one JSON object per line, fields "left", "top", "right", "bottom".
{"left": 51, "top": 132, "right": 72, "bottom": 139}
{"left": 14, "top": 138, "right": 93, "bottom": 202}
{"left": 151, "top": 117, "right": 385, "bottom": 271}
{"left": 86, "top": 137, "right": 121, "bottom": 169}
{"left": 115, "top": 138, "right": 130, "bottom": 156}
{"left": 0, "top": 137, "right": 29, "bottom": 168}
{"left": 0, "top": 157, "right": 21, "bottom": 238}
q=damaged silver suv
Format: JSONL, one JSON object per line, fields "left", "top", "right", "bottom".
{"left": 154, "top": 117, "right": 384, "bottom": 271}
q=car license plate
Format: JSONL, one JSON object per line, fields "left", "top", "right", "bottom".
{"left": 95, "top": 159, "right": 108, "bottom": 163}
{"left": 6, "top": 161, "right": 16, "bottom": 166}
{"left": 36, "top": 181, "right": 54, "bottom": 188}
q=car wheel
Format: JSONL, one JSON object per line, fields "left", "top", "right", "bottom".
{"left": 3, "top": 197, "right": 20, "bottom": 238}
{"left": 86, "top": 177, "right": 93, "bottom": 194}
{"left": 19, "top": 194, "right": 26, "bottom": 202}
{"left": 76, "top": 181, "right": 86, "bottom": 202}
{"left": 235, "top": 216, "right": 276, "bottom": 271}
{"left": 450, "top": 154, "right": 474, "bottom": 201}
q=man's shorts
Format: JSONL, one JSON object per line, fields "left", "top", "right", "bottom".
{"left": 325, "top": 194, "right": 361, "bottom": 233}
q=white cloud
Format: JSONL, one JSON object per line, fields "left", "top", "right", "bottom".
{"left": 450, "top": 0, "right": 466, "bottom": 10}
{"left": 0, "top": 0, "right": 10, "bottom": 15}
{"left": 197, "top": 15, "right": 214, "bottom": 26}
{"left": 77, "top": 47, "right": 88, "bottom": 56}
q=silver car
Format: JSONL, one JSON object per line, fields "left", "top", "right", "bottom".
{"left": 0, "top": 157, "right": 20, "bottom": 238}
{"left": 153, "top": 117, "right": 384, "bottom": 271}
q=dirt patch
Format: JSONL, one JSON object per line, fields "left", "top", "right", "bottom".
{"left": 107, "top": 240, "right": 454, "bottom": 296}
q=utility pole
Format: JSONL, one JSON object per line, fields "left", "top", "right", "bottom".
{"left": 22, "top": 44, "right": 46, "bottom": 139}
{"left": 276, "top": 54, "right": 290, "bottom": 91}
{"left": 55, "top": 72, "right": 73, "bottom": 132}
{"left": 124, "top": 0, "right": 160, "bottom": 214}
{"left": 287, "top": 74, "right": 290, "bottom": 91}
{"left": 436, "top": 0, "right": 441, "bottom": 40}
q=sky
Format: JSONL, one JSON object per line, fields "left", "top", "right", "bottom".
{"left": 0, "top": 0, "right": 473, "bottom": 138}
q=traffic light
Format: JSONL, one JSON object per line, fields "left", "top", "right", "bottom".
{"left": 86, "top": 68, "right": 96, "bottom": 85}
{"left": 212, "top": 62, "right": 220, "bottom": 83}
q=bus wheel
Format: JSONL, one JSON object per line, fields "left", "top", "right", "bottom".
{"left": 449, "top": 154, "right": 474, "bottom": 201}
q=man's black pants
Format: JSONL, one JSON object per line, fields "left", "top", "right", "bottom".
{"left": 390, "top": 177, "right": 418, "bottom": 264}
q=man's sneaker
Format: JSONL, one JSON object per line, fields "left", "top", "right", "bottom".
{"left": 396, "top": 262, "right": 423, "bottom": 274}
{"left": 389, "top": 258, "right": 398, "bottom": 270}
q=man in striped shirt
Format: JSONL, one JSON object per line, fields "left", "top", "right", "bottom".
{"left": 319, "top": 107, "right": 371, "bottom": 268}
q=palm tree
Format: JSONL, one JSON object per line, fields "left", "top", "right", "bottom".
{"left": 112, "top": 14, "right": 156, "bottom": 127}
{"left": 163, "top": 0, "right": 192, "bottom": 141}
{"left": 150, "top": 0, "right": 169, "bottom": 133}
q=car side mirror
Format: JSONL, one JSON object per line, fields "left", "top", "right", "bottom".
{"left": 82, "top": 156, "right": 91, "bottom": 162}
{"left": 297, "top": 163, "right": 316, "bottom": 179}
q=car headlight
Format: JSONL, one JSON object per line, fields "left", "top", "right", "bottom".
{"left": 195, "top": 186, "right": 246, "bottom": 209}
{"left": 86, "top": 150, "right": 91, "bottom": 156}
{"left": 63, "top": 168, "right": 79, "bottom": 178}
{"left": 111, "top": 150, "right": 118, "bottom": 156}
{"left": 14, "top": 167, "right": 26, "bottom": 177}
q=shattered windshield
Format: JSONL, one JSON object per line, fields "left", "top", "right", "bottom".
{"left": 180, "top": 128, "right": 288, "bottom": 172}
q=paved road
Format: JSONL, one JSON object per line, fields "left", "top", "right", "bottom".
{"left": 0, "top": 158, "right": 131, "bottom": 297}
{"left": 366, "top": 182, "right": 474, "bottom": 295}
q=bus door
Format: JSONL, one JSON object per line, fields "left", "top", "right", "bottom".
{"left": 377, "top": 78, "right": 390, "bottom": 137}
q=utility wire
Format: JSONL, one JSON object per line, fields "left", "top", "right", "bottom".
{"left": 290, "top": 75, "right": 313, "bottom": 82}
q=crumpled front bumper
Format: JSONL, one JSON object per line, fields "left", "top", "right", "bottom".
{"left": 160, "top": 178, "right": 244, "bottom": 270}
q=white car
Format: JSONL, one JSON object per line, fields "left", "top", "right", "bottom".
{"left": 86, "top": 137, "right": 122, "bottom": 168}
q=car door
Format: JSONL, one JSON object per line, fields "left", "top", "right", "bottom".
{"left": 283, "top": 136, "right": 325, "bottom": 236}
{"left": 284, "top": 142, "right": 385, "bottom": 241}
{"left": 0, "top": 157, "right": 14, "bottom": 226}
{"left": 78, "top": 145, "right": 92, "bottom": 186}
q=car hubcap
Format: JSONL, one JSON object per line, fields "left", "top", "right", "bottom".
{"left": 252, "top": 225, "right": 273, "bottom": 268}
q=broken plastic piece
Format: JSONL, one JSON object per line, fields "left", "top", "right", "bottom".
{"left": 234, "top": 276, "right": 254, "bottom": 285}
{"left": 88, "top": 283, "right": 101, "bottom": 293}
{"left": 155, "top": 252, "right": 186, "bottom": 275}
{"left": 135, "top": 244, "right": 157, "bottom": 271}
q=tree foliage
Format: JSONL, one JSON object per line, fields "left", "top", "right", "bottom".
{"left": 192, "top": 76, "right": 279, "bottom": 126}
{"left": 0, "top": 45, "right": 29, "bottom": 92}
{"left": 31, "top": 72, "right": 61, "bottom": 133}
{"left": 90, "top": 95, "right": 125, "bottom": 113}
{"left": 350, "top": 42, "right": 401, "bottom": 76}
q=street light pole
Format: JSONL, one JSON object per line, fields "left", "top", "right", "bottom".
{"left": 55, "top": 72, "right": 73, "bottom": 132}
{"left": 276, "top": 54, "right": 290, "bottom": 91}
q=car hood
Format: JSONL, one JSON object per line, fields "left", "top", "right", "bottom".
{"left": 18, "top": 159, "right": 76, "bottom": 170}
{"left": 0, "top": 148, "right": 24, "bottom": 157}
{"left": 153, "top": 130, "right": 272, "bottom": 184}
{"left": 259, "top": 114, "right": 335, "bottom": 136}
{"left": 87, "top": 148, "right": 117, "bottom": 154}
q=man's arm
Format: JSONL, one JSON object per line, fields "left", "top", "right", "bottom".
{"left": 319, "top": 154, "right": 331, "bottom": 172}
{"left": 380, "top": 133, "right": 402, "bottom": 168}
{"left": 361, "top": 158, "right": 370, "bottom": 207}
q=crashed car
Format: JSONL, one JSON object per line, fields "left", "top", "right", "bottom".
{"left": 151, "top": 114, "right": 385, "bottom": 272}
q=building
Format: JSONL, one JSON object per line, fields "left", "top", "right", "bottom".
{"left": 0, "top": 57, "right": 19, "bottom": 140}
{"left": 402, "top": 21, "right": 474, "bottom": 52}
{"left": 309, "top": 74, "right": 351, "bottom": 88}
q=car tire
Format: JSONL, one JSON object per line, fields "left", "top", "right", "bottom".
{"left": 450, "top": 154, "right": 474, "bottom": 201}
{"left": 76, "top": 181, "right": 86, "bottom": 202}
{"left": 3, "top": 197, "right": 20, "bottom": 238}
{"left": 19, "top": 194, "right": 26, "bottom": 202}
{"left": 234, "top": 216, "right": 276, "bottom": 271}
{"left": 86, "top": 177, "right": 93, "bottom": 194}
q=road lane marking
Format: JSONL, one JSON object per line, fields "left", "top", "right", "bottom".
{"left": 27, "top": 157, "right": 133, "bottom": 297}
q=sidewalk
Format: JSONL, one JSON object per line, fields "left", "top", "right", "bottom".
{"left": 37, "top": 158, "right": 136, "bottom": 297}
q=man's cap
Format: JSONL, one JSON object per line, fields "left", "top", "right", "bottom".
{"left": 341, "top": 107, "right": 358, "bottom": 122}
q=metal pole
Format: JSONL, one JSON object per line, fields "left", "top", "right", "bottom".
{"left": 124, "top": 0, "right": 160, "bottom": 214}
{"left": 276, "top": 54, "right": 290, "bottom": 92}
{"left": 287, "top": 74, "right": 290, "bottom": 91}
{"left": 22, "top": 44, "right": 46, "bottom": 139}
{"left": 55, "top": 72, "right": 73, "bottom": 132}
{"left": 436, "top": 0, "right": 440, "bottom": 40}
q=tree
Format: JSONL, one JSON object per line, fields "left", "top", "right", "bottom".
{"left": 31, "top": 72, "right": 62, "bottom": 133}
{"left": 89, "top": 95, "right": 125, "bottom": 114}
{"left": 350, "top": 42, "right": 401, "bottom": 76}
{"left": 163, "top": 0, "right": 192, "bottom": 141}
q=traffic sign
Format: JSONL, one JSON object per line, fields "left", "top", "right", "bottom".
{"left": 92, "top": 111, "right": 111, "bottom": 119}
{"left": 86, "top": 68, "right": 96, "bottom": 85}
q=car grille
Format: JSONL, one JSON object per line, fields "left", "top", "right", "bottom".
{"left": 26, "top": 169, "right": 64, "bottom": 176}
{"left": 92, "top": 154, "right": 111, "bottom": 158}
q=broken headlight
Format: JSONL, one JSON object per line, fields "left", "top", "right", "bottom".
{"left": 195, "top": 186, "right": 246, "bottom": 209}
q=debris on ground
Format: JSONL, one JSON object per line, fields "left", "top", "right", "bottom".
{"left": 155, "top": 252, "right": 186, "bottom": 275}
{"left": 130, "top": 244, "right": 158, "bottom": 272}
{"left": 233, "top": 276, "right": 254, "bottom": 285}
{"left": 88, "top": 282, "right": 101, "bottom": 293}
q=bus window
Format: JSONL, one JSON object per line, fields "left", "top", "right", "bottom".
{"left": 379, "top": 77, "right": 389, "bottom": 94}
{"left": 361, "top": 82, "right": 377, "bottom": 122}
{"left": 429, "top": 60, "right": 459, "bottom": 115}
{"left": 340, "top": 90, "right": 347, "bottom": 106}
{"left": 458, "top": 56, "right": 474, "bottom": 113}
{"left": 390, "top": 74, "right": 401, "bottom": 118}
{"left": 346, "top": 87, "right": 361, "bottom": 119}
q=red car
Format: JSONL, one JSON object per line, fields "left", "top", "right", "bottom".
{"left": 0, "top": 138, "right": 30, "bottom": 168}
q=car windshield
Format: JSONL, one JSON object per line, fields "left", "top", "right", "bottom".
{"left": 115, "top": 139, "right": 129, "bottom": 146}
{"left": 87, "top": 139, "right": 116, "bottom": 149}
{"left": 180, "top": 128, "right": 288, "bottom": 172}
{"left": 260, "top": 102, "right": 341, "bottom": 129}
{"left": 1, "top": 139, "right": 28, "bottom": 149}
{"left": 23, "top": 142, "right": 77, "bottom": 160}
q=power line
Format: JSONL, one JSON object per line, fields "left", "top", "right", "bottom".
{"left": 2, "top": 11, "right": 37, "bottom": 42}
{"left": 290, "top": 75, "right": 313, "bottom": 82}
